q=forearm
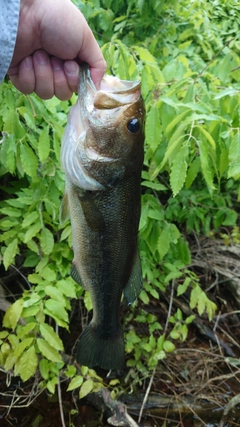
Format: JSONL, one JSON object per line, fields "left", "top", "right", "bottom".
{"left": 0, "top": 0, "right": 20, "bottom": 82}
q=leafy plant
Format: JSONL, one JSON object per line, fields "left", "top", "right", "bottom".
{"left": 0, "top": 86, "right": 104, "bottom": 395}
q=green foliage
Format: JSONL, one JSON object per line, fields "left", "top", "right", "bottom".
{"left": 74, "top": 0, "right": 239, "bottom": 378}
{"left": 1, "top": 0, "right": 240, "bottom": 399}
{"left": 0, "top": 88, "right": 91, "bottom": 392}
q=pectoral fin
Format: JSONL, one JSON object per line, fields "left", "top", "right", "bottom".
{"left": 60, "top": 192, "right": 70, "bottom": 224}
{"left": 124, "top": 251, "right": 142, "bottom": 305}
{"left": 79, "top": 194, "right": 106, "bottom": 232}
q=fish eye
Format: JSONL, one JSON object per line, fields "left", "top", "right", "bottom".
{"left": 127, "top": 118, "right": 140, "bottom": 133}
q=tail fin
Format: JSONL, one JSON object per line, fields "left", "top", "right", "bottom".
{"left": 76, "top": 323, "right": 125, "bottom": 371}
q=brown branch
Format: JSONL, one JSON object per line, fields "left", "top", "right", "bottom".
{"left": 219, "top": 394, "right": 240, "bottom": 427}
{"left": 195, "top": 37, "right": 235, "bottom": 80}
{"left": 138, "top": 366, "right": 156, "bottom": 423}
{"left": 101, "top": 388, "right": 139, "bottom": 427}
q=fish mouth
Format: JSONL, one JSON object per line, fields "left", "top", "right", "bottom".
{"left": 79, "top": 63, "right": 141, "bottom": 111}
{"left": 61, "top": 63, "right": 143, "bottom": 191}
{"left": 100, "top": 74, "right": 141, "bottom": 95}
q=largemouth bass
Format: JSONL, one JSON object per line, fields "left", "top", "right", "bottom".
{"left": 60, "top": 63, "right": 145, "bottom": 371}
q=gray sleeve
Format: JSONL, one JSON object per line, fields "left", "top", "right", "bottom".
{"left": 0, "top": 0, "right": 20, "bottom": 82}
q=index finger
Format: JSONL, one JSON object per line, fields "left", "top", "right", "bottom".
{"left": 76, "top": 24, "right": 106, "bottom": 89}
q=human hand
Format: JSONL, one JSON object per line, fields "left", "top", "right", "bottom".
{"left": 8, "top": 0, "right": 106, "bottom": 100}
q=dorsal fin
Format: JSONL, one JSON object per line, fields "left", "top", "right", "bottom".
{"left": 123, "top": 250, "right": 142, "bottom": 305}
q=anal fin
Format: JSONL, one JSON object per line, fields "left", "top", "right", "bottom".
{"left": 70, "top": 264, "right": 83, "bottom": 287}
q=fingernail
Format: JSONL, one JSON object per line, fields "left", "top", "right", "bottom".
{"left": 24, "top": 56, "right": 33, "bottom": 70}
{"left": 64, "top": 61, "right": 78, "bottom": 76}
{"left": 34, "top": 50, "right": 48, "bottom": 65}
{"left": 51, "top": 57, "right": 62, "bottom": 72}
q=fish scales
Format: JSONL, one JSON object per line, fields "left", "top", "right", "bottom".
{"left": 61, "top": 63, "right": 145, "bottom": 371}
